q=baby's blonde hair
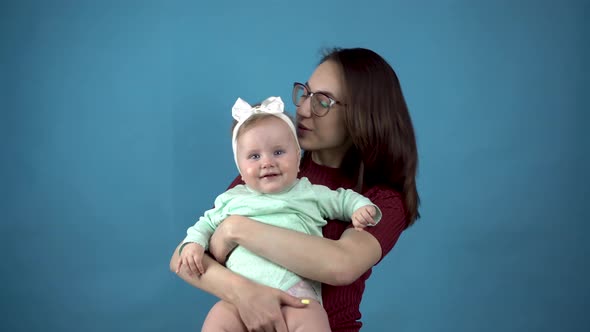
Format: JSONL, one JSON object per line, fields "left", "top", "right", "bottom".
{"left": 231, "top": 112, "right": 297, "bottom": 141}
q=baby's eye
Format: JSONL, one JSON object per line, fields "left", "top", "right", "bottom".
{"left": 248, "top": 154, "right": 260, "bottom": 160}
{"left": 274, "top": 150, "right": 285, "bottom": 156}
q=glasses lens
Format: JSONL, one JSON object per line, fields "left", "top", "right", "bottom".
{"left": 311, "top": 93, "right": 332, "bottom": 116}
{"left": 292, "top": 84, "right": 306, "bottom": 106}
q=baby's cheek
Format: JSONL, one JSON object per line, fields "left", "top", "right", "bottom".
{"left": 244, "top": 167, "right": 258, "bottom": 177}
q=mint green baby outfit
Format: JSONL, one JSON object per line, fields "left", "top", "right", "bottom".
{"left": 182, "top": 177, "right": 382, "bottom": 300}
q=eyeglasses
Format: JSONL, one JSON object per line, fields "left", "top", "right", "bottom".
{"left": 292, "top": 82, "right": 345, "bottom": 117}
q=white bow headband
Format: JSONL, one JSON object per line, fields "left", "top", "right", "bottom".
{"left": 231, "top": 96, "right": 300, "bottom": 171}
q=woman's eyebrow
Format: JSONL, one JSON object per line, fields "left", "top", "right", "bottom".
{"left": 305, "top": 82, "right": 337, "bottom": 99}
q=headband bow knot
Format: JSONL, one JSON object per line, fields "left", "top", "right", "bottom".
{"left": 232, "top": 96, "right": 285, "bottom": 123}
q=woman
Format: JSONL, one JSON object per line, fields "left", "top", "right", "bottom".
{"left": 170, "top": 47, "right": 420, "bottom": 332}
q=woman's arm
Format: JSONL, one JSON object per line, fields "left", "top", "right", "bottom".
{"left": 211, "top": 217, "right": 382, "bottom": 286}
{"left": 169, "top": 242, "right": 306, "bottom": 331}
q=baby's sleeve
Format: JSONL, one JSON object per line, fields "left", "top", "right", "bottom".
{"left": 182, "top": 193, "right": 230, "bottom": 250}
{"left": 312, "top": 183, "right": 382, "bottom": 223}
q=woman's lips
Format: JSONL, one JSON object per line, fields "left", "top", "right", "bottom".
{"left": 297, "top": 124, "right": 311, "bottom": 136}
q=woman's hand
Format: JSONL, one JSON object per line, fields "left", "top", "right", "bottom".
{"left": 232, "top": 282, "right": 307, "bottom": 332}
{"left": 209, "top": 215, "right": 244, "bottom": 264}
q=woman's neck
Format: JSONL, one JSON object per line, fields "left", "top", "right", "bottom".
{"left": 309, "top": 139, "right": 352, "bottom": 168}
{"left": 311, "top": 150, "right": 345, "bottom": 168}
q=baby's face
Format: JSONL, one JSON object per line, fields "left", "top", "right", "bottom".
{"left": 236, "top": 117, "right": 300, "bottom": 194}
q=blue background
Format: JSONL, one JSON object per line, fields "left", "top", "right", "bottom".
{"left": 1, "top": 0, "right": 588, "bottom": 331}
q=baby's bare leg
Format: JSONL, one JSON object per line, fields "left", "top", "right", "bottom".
{"left": 201, "top": 300, "right": 247, "bottom": 332}
{"left": 282, "top": 300, "right": 331, "bottom": 332}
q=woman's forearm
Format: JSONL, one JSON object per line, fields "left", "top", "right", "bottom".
{"left": 225, "top": 217, "right": 382, "bottom": 285}
{"left": 169, "top": 242, "right": 251, "bottom": 303}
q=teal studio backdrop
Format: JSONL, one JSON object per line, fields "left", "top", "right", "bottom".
{"left": 1, "top": 0, "right": 588, "bottom": 331}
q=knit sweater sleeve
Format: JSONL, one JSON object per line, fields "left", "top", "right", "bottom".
{"left": 362, "top": 186, "right": 407, "bottom": 264}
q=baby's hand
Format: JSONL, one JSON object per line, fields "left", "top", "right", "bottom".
{"left": 176, "top": 242, "right": 206, "bottom": 275}
{"left": 352, "top": 205, "right": 377, "bottom": 231}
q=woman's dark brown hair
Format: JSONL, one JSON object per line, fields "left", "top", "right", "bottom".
{"left": 321, "top": 47, "right": 421, "bottom": 225}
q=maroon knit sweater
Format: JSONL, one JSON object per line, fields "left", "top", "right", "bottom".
{"left": 228, "top": 154, "right": 407, "bottom": 331}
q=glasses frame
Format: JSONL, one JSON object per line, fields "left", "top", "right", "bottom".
{"left": 292, "top": 82, "right": 345, "bottom": 117}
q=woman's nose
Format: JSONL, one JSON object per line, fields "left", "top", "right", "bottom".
{"left": 295, "top": 97, "right": 312, "bottom": 118}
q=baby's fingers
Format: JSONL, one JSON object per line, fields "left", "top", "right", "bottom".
{"left": 187, "top": 256, "right": 200, "bottom": 275}
{"left": 358, "top": 215, "right": 371, "bottom": 225}
{"left": 175, "top": 258, "right": 183, "bottom": 274}
{"left": 361, "top": 210, "right": 376, "bottom": 225}
{"left": 352, "top": 219, "right": 366, "bottom": 231}
{"left": 196, "top": 257, "right": 205, "bottom": 274}
{"left": 358, "top": 210, "right": 372, "bottom": 223}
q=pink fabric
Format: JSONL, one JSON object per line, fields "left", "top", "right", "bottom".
{"left": 286, "top": 280, "right": 321, "bottom": 302}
